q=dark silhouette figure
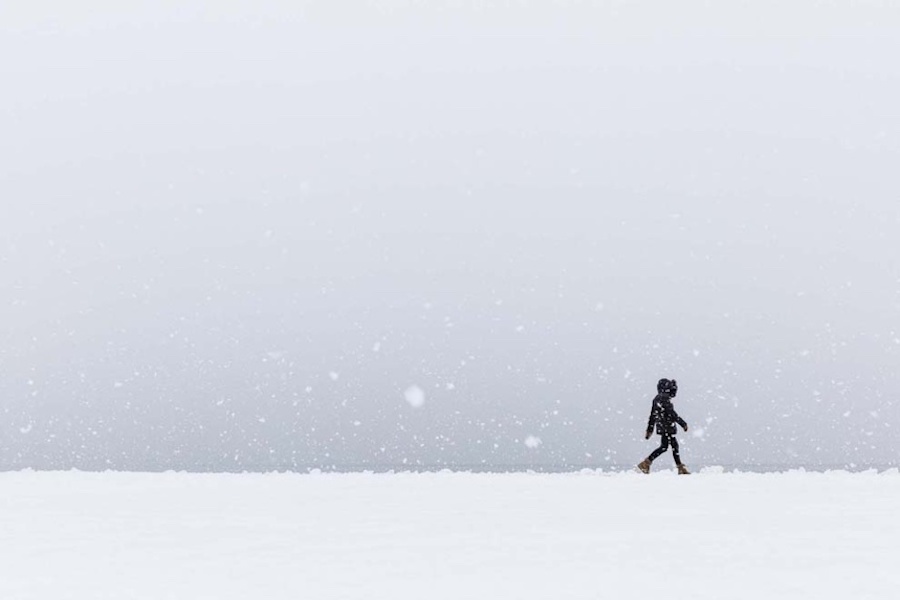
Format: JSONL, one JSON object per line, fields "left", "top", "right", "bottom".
{"left": 638, "top": 378, "right": 690, "bottom": 475}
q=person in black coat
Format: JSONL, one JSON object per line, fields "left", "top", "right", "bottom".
{"left": 638, "top": 378, "right": 690, "bottom": 474}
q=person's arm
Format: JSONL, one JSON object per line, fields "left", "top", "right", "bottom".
{"left": 667, "top": 401, "right": 688, "bottom": 432}
{"left": 645, "top": 401, "right": 657, "bottom": 439}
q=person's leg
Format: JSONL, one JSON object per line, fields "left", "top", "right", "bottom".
{"left": 647, "top": 434, "right": 670, "bottom": 463}
{"left": 671, "top": 436, "right": 690, "bottom": 474}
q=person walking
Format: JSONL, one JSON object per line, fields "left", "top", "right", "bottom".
{"left": 638, "top": 378, "right": 690, "bottom": 475}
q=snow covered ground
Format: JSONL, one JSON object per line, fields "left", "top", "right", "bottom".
{"left": 1, "top": 470, "right": 897, "bottom": 600}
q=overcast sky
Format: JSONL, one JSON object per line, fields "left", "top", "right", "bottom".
{"left": 1, "top": 1, "right": 898, "bottom": 471}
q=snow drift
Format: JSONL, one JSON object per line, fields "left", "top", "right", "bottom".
{"left": 1, "top": 470, "right": 897, "bottom": 599}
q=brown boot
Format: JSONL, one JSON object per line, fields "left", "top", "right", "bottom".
{"left": 677, "top": 464, "right": 690, "bottom": 475}
{"left": 637, "top": 459, "right": 651, "bottom": 474}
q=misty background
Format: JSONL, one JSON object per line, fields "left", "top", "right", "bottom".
{"left": 1, "top": 1, "right": 898, "bottom": 471}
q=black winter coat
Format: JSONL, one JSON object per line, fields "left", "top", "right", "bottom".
{"left": 646, "top": 393, "right": 688, "bottom": 436}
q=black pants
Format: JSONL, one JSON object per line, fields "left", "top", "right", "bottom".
{"left": 648, "top": 432, "right": 682, "bottom": 465}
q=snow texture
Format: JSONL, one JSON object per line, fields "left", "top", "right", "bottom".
{"left": 1, "top": 470, "right": 897, "bottom": 600}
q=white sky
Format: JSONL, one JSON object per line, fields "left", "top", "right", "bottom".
{"left": 1, "top": 1, "right": 899, "bottom": 470}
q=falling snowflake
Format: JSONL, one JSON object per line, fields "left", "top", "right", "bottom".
{"left": 524, "top": 435, "right": 542, "bottom": 449}
{"left": 404, "top": 385, "right": 425, "bottom": 408}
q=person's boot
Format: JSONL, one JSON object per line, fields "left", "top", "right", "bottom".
{"left": 637, "top": 459, "right": 651, "bottom": 474}
{"left": 677, "top": 464, "right": 690, "bottom": 475}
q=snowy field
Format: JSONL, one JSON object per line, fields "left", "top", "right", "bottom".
{"left": 1, "top": 470, "right": 897, "bottom": 600}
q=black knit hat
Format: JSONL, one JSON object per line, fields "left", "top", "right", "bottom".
{"left": 657, "top": 378, "right": 678, "bottom": 397}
